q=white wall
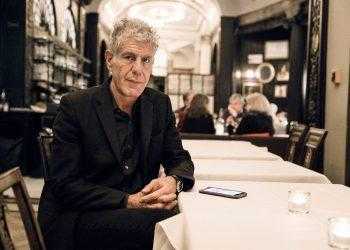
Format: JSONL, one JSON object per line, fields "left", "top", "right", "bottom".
{"left": 324, "top": 0, "right": 350, "bottom": 184}
{"left": 216, "top": 0, "right": 282, "bottom": 16}
{"left": 171, "top": 45, "right": 195, "bottom": 70}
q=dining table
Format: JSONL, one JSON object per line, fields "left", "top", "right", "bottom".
{"left": 154, "top": 180, "right": 350, "bottom": 250}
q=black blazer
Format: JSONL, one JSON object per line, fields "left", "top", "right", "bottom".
{"left": 180, "top": 113, "right": 215, "bottom": 134}
{"left": 235, "top": 111, "right": 275, "bottom": 135}
{"left": 38, "top": 82, "right": 195, "bottom": 249}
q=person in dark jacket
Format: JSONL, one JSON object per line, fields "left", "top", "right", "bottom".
{"left": 180, "top": 94, "right": 215, "bottom": 134}
{"left": 38, "top": 18, "right": 194, "bottom": 250}
{"left": 235, "top": 93, "right": 275, "bottom": 136}
{"left": 224, "top": 93, "right": 245, "bottom": 134}
{"left": 175, "top": 91, "right": 195, "bottom": 131}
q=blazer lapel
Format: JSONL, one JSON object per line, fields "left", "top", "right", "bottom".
{"left": 92, "top": 83, "right": 122, "bottom": 164}
{"left": 139, "top": 94, "right": 153, "bottom": 164}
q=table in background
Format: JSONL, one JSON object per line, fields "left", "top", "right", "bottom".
{"left": 154, "top": 181, "right": 350, "bottom": 250}
{"left": 182, "top": 140, "right": 282, "bottom": 161}
{"left": 180, "top": 133, "right": 289, "bottom": 159}
{"left": 192, "top": 159, "right": 330, "bottom": 184}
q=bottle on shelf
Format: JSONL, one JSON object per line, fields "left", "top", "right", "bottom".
{"left": 0, "top": 89, "right": 9, "bottom": 112}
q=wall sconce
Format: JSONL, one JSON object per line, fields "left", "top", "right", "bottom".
{"left": 244, "top": 69, "right": 255, "bottom": 79}
{"left": 234, "top": 70, "right": 242, "bottom": 79}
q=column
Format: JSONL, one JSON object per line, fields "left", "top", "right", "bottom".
{"left": 199, "top": 35, "right": 212, "bottom": 75}
{"left": 84, "top": 12, "right": 99, "bottom": 87}
{"left": 215, "top": 17, "right": 239, "bottom": 112}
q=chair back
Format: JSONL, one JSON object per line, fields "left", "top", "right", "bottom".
{"left": 38, "top": 132, "right": 53, "bottom": 181}
{"left": 0, "top": 167, "right": 46, "bottom": 250}
{"left": 285, "top": 123, "right": 308, "bottom": 162}
{"left": 303, "top": 127, "right": 328, "bottom": 169}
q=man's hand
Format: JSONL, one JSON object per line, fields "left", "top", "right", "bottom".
{"left": 139, "top": 176, "right": 177, "bottom": 209}
{"left": 126, "top": 191, "right": 145, "bottom": 209}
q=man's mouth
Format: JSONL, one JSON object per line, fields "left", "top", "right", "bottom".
{"left": 127, "top": 79, "right": 144, "bottom": 84}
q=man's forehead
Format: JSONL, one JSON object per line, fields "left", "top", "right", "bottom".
{"left": 118, "top": 39, "right": 155, "bottom": 56}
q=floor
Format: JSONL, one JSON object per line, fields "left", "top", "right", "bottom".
{"left": 4, "top": 177, "right": 44, "bottom": 200}
{"left": 3, "top": 177, "right": 44, "bottom": 249}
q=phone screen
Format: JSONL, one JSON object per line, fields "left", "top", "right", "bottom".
{"left": 199, "top": 186, "right": 247, "bottom": 199}
{"left": 204, "top": 187, "right": 243, "bottom": 196}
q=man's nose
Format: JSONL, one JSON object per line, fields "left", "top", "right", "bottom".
{"left": 131, "top": 58, "right": 143, "bottom": 74}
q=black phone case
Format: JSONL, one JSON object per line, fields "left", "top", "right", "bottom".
{"left": 199, "top": 187, "right": 247, "bottom": 199}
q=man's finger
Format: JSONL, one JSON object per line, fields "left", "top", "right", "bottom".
{"left": 164, "top": 200, "right": 177, "bottom": 210}
{"left": 141, "top": 179, "right": 159, "bottom": 195}
{"left": 157, "top": 193, "right": 177, "bottom": 203}
{"left": 145, "top": 202, "right": 165, "bottom": 209}
{"left": 140, "top": 188, "right": 166, "bottom": 203}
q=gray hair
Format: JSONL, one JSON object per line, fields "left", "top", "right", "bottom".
{"left": 229, "top": 93, "right": 244, "bottom": 105}
{"left": 109, "top": 18, "right": 159, "bottom": 54}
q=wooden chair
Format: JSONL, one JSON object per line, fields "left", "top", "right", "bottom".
{"left": 285, "top": 123, "right": 308, "bottom": 163}
{"left": 37, "top": 132, "right": 53, "bottom": 181}
{"left": 0, "top": 167, "right": 46, "bottom": 249}
{"left": 302, "top": 127, "right": 328, "bottom": 169}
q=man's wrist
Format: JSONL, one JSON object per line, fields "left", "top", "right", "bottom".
{"left": 171, "top": 175, "right": 183, "bottom": 195}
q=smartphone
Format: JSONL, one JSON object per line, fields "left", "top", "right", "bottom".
{"left": 199, "top": 186, "right": 247, "bottom": 199}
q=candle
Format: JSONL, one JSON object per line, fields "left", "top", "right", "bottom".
{"left": 328, "top": 217, "right": 350, "bottom": 248}
{"left": 288, "top": 190, "right": 311, "bottom": 214}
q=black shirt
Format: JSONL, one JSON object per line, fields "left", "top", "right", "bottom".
{"left": 110, "top": 92, "right": 144, "bottom": 193}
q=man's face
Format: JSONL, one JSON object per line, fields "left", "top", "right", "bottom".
{"left": 106, "top": 39, "right": 155, "bottom": 99}
{"left": 185, "top": 93, "right": 195, "bottom": 107}
{"left": 229, "top": 99, "right": 242, "bottom": 112}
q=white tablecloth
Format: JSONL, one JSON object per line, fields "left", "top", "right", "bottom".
{"left": 154, "top": 181, "right": 350, "bottom": 250}
{"left": 182, "top": 140, "right": 281, "bottom": 161}
{"left": 193, "top": 159, "right": 331, "bottom": 184}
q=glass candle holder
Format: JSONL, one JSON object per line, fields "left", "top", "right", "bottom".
{"left": 288, "top": 190, "right": 311, "bottom": 214}
{"left": 328, "top": 217, "right": 350, "bottom": 249}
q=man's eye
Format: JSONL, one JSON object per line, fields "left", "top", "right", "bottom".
{"left": 124, "top": 55, "right": 135, "bottom": 61}
{"left": 143, "top": 58, "right": 151, "bottom": 64}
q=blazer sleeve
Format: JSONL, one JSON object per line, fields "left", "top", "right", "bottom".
{"left": 47, "top": 95, "right": 128, "bottom": 211}
{"left": 161, "top": 96, "right": 195, "bottom": 191}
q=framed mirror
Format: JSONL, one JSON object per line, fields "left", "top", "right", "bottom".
{"left": 256, "top": 62, "right": 275, "bottom": 83}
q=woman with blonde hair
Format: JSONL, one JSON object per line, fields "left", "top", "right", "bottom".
{"left": 180, "top": 94, "right": 215, "bottom": 134}
{"left": 235, "top": 93, "right": 275, "bottom": 136}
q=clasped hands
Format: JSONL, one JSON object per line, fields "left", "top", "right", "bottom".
{"left": 127, "top": 176, "right": 177, "bottom": 210}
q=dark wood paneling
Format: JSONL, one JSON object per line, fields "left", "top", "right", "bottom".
{"left": 1, "top": 0, "right": 26, "bottom": 107}
{"left": 99, "top": 40, "right": 108, "bottom": 84}
{"left": 215, "top": 17, "right": 239, "bottom": 112}
{"left": 288, "top": 21, "right": 307, "bottom": 122}
{"left": 84, "top": 13, "right": 99, "bottom": 87}
{"left": 239, "top": 27, "right": 290, "bottom": 112}
{"left": 305, "top": 0, "right": 328, "bottom": 127}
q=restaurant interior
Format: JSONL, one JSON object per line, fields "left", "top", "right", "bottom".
{"left": 0, "top": 0, "right": 350, "bottom": 249}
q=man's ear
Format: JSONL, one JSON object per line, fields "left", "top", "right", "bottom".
{"left": 105, "top": 50, "right": 113, "bottom": 70}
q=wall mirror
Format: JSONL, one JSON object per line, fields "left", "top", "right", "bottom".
{"left": 256, "top": 63, "right": 275, "bottom": 84}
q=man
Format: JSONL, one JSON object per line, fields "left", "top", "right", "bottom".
{"left": 175, "top": 91, "right": 195, "bottom": 131}
{"left": 224, "top": 93, "right": 245, "bottom": 134}
{"left": 38, "top": 18, "right": 195, "bottom": 250}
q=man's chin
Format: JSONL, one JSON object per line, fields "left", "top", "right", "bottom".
{"left": 126, "top": 87, "right": 145, "bottom": 98}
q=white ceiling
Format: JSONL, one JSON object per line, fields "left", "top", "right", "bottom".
{"left": 87, "top": 0, "right": 284, "bottom": 53}
{"left": 96, "top": 0, "right": 221, "bottom": 53}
